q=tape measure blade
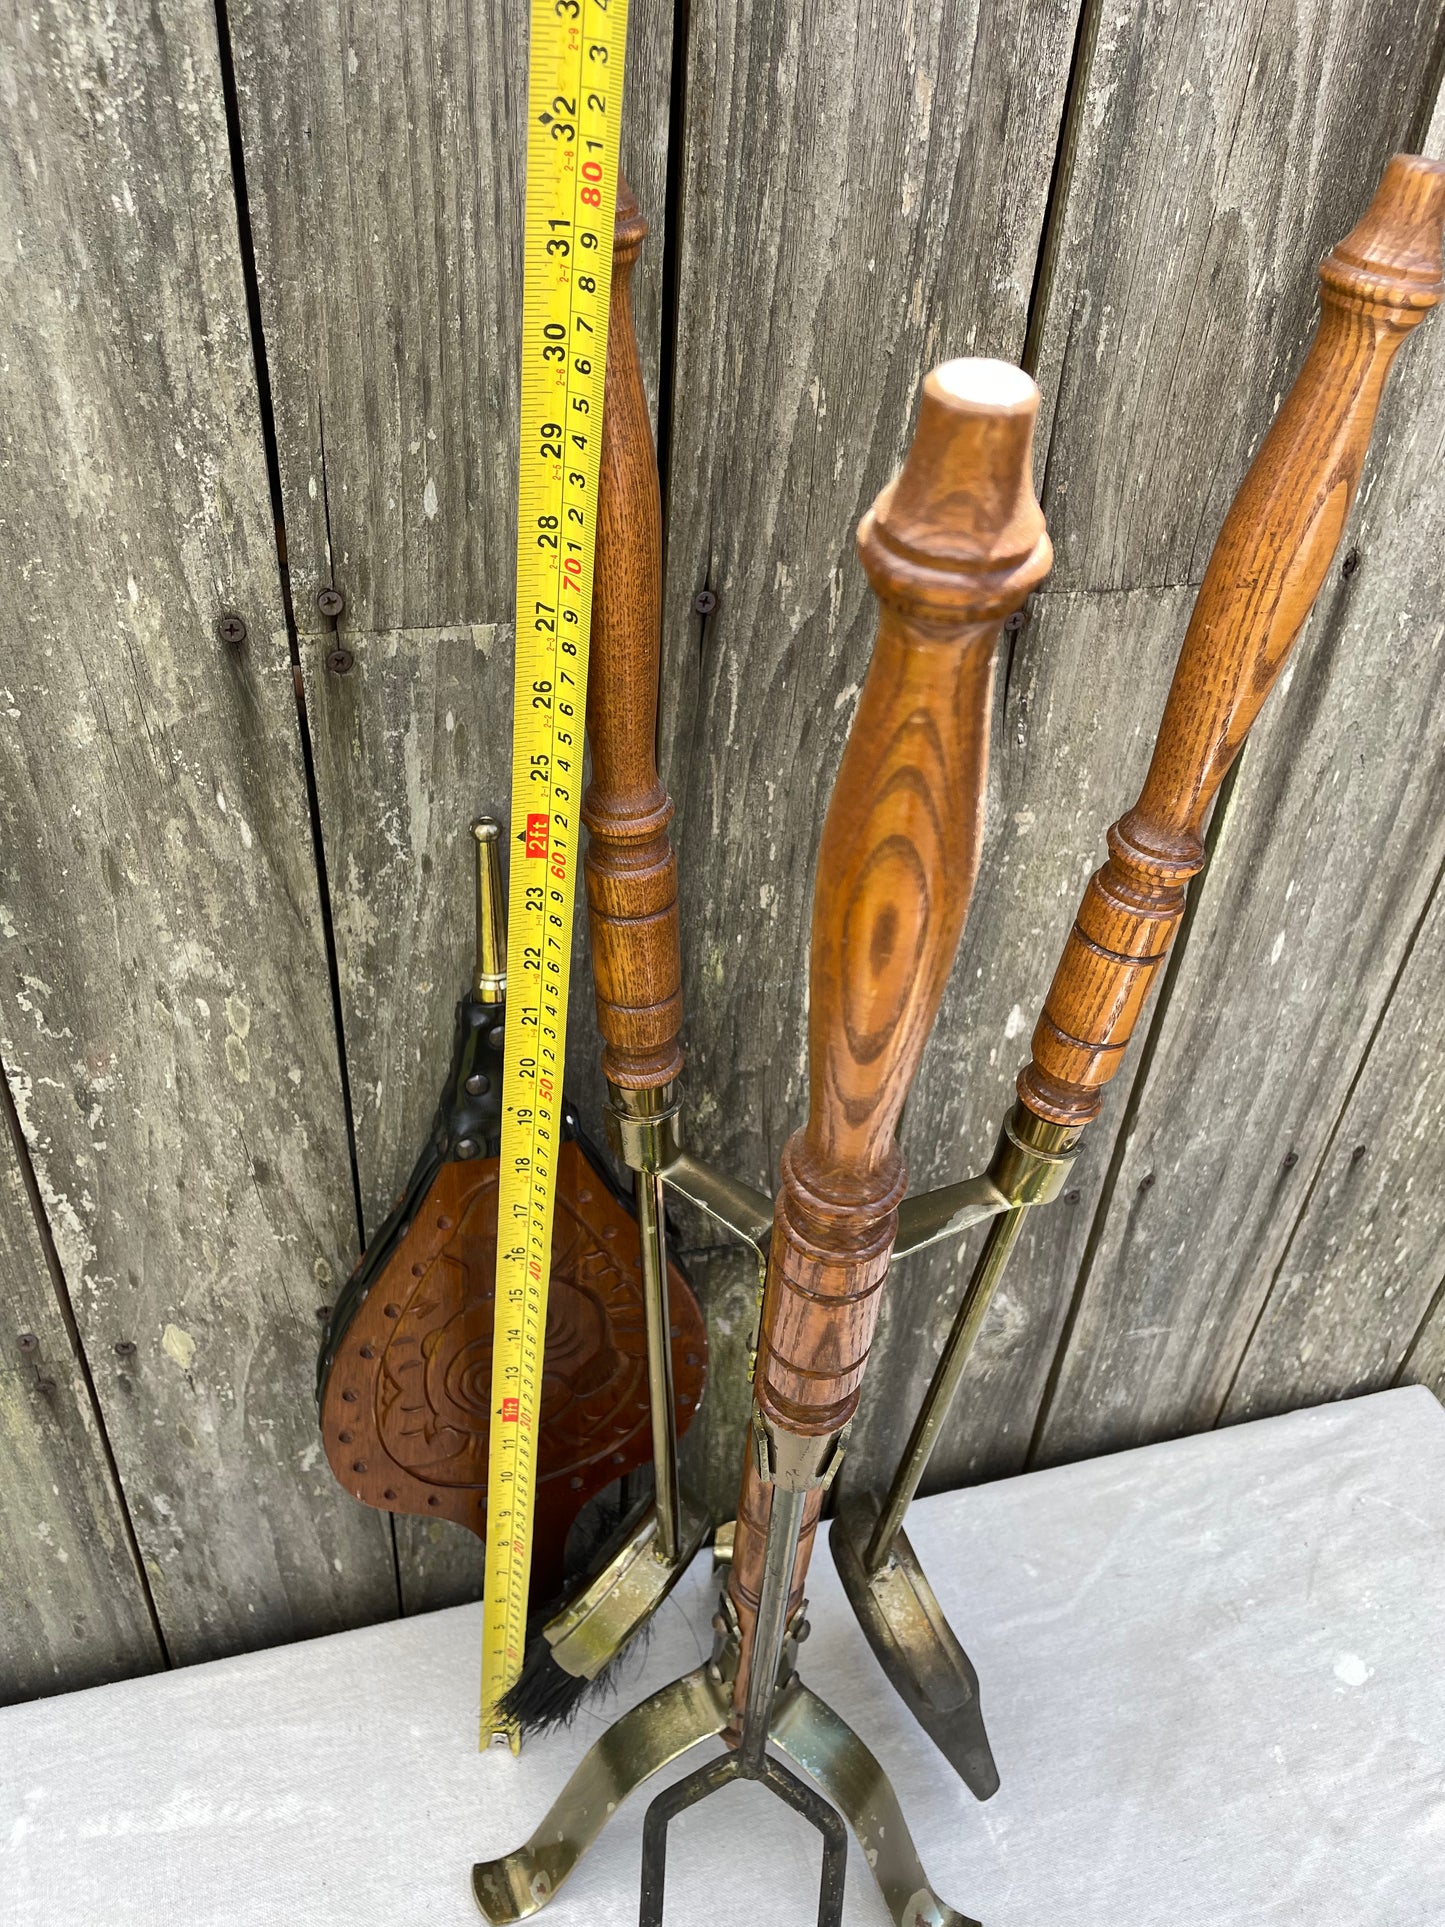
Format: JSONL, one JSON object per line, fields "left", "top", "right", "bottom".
{"left": 480, "top": 0, "right": 631, "bottom": 1751}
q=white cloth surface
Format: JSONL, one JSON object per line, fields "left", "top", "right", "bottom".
{"left": 3, "top": 1387, "right": 1443, "bottom": 1926}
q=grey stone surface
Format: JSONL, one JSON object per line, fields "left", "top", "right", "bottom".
{"left": 2, "top": 1388, "right": 1440, "bottom": 1926}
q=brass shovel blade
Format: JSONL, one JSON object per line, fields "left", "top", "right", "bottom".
{"left": 831, "top": 1498, "right": 999, "bottom": 1800}
{"left": 545, "top": 1493, "right": 711, "bottom": 1680}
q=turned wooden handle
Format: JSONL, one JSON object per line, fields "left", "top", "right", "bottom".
{"left": 581, "top": 177, "right": 682, "bottom": 1090}
{"left": 728, "top": 360, "right": 1051, "bottom": 1704}
{"left": 1018, "top": 153, "right": 1445, "bottom": 1130}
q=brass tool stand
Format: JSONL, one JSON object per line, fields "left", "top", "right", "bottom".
{"left": 475, "top": 355, "right": 1052, "bottom": 1924}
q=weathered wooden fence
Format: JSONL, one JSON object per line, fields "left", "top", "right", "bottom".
{"left": 3, "top": 0, "right": 1443, "bottom": 1703}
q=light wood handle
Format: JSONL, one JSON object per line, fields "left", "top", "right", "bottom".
{"left": 1018, "top": 152, "right": 1445, "bottom": 1130}
{"left": 728, "top": 360, "right": 1051, "bottom": 1705}
{"left": 581, "top": 176, "right": 683, "bottom": 1090}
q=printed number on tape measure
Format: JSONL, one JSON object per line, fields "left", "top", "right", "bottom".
{"left": 478, "top": 0, "right": 630, "bottom": 1751}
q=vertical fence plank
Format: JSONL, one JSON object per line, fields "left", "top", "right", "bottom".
{"left": 1032, "top": 48, "right": 1445, "bottom": 1465}
{"left": 1209, "top": 215, "right": 1445, "bottom": 1426}
{"left": 299, "top": 626, "right": 513, "bottom": 1609}
{"left": 230, "top": 0, "right": 675, "bottom": 1607}
{"left": 862, "top": 582, "right": 1195, "bottom": 1487}
{"left": 1219, "top": 874, "right": 1445, "bottom": 1422}
{"left": 659, "top": 0, "right": 1085, "bottom": 1495}
{"left": 231, "top": 0, "right": 673, "bottom": 640}
{"left": 886, "top": 0, "right": 1445, "bottom": 1489}
{"left": 5, "top": 0, "right": 1444, "bottom": 1699}
{"left": 0, "top": 0, "right": 396, "bottom": 1669}
{"left": 0, "top": 1093, "right": 161, "bottom": 1702}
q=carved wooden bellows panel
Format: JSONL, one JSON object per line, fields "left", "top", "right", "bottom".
{"left": 318, "top": 995, "right": 706, "bottom": 1602}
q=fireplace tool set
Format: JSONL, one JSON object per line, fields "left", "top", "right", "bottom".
{"left": 319, "top": 148, "right": 1445, "bottom": 1926}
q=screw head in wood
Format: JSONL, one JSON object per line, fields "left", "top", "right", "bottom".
{"left": 216, "top": 613, "right": 247, "bottom": 645}
{"left": 1003, "top": 607, "right": 1028, "bottom": 634}
{"left": 114, "top": 1339, "right": 136, "bottom": 1357}
{"left": 693, "top": 588, "right": 718, "bottom": 615}
{"left": 17, "top": 1332, "right": 37, "bottom": 1352}
{"left": 316, "top": 587, "right": 346, "bottom": 617}
{"left": 326, "top": 648, "right": 354, "bottom": 674}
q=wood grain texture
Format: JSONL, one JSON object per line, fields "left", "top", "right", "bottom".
{"left": 0, "top": 0, "right": 396, "bottom": 1668}
{"left": 300, "top": 625, "right": 517, "bottom": 1227}
{"left": 849, "top": 583, "right": 1193, "bottom": 1490}
{"left": 728, "top": 368, "right": 1050, "bottom": 1707}
{"left": 228, "top": 0, "right": 673, "bottom": 637}
{"left": 299, "top": 625, "right": 608, "bottom": 1610}
{"left": 1219, "top": 874, "right": 1445, "bottom": 1424}
{"left": 231, "top": 0, "right": 674, "bottom": 1612}
{"left": 0, "top": 1087, "right": 162, "bottom": 1704}
{"left": 1037, "top": 154, "right": 1445, "bottom": 1464}
{"left": 1029, "top": 0, "right": 1445, "bottom": 595}
{"left": 1211, "top": 89, "right": 1445, "bottom": 1435}
{"left": 866, "top": 3, "right": 1445, "bottom": 1492}
{"left": 583, "top": 181, "right": 683, "bottom": 1091}
{"left": 658, "top": 0, "right": 1080, "bottom": 1482}
{"left": 673, "top": 1245, "right": 763, "bottom": 1520}
{"left": 1018, "top": 153, "right": 1445, "bottom": 1129}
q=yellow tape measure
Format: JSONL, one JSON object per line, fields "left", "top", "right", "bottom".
{"left": 480, "top": 0, "right": 630, "bottom": 1750}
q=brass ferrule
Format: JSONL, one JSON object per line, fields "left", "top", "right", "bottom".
{"left": 750, "top": 1410, "right": 849, "bottom": 1493}
{"left": 471, "top": 818, "right": 507, "bottom": 1004}
{"left": 986, "top": 1101, "right": 1081, "bottom": 1205}
{"left": 604, "top": 1078, "right": 682, "bottom": 1174}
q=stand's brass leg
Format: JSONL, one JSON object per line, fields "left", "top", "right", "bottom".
{"left": 474, "top": 1622, "right": 979, "bottom": 1925}
{"left": 771, "top": 1681, "right": 981, "bottom": 1927}
{"left": 471, "top": 1666, "right": 730, "bottom": 1922}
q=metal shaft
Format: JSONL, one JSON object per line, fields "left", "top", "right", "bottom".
{"left": 637, "top": 1168, "right": 682, "bottom": 1565}
{"left": 471, "top": 818, "right": 507, "bottom": 1004}
{"left": 864, "top": 1204, "right": 1029, "bottom": 1574}
{"left": 739, "top": 1481, "right": 807, "bottom": 1773}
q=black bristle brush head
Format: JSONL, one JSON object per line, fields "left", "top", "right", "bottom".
{"left": 497, "top": 1610, "right": 655, "bottom": 1736}
{"left": 498, "top": 1489, "right": 657, "bottom": 1738}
